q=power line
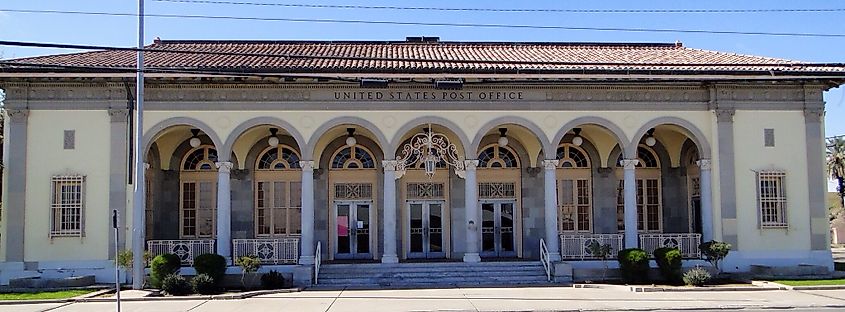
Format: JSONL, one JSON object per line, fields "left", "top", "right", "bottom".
{"left": 153, "top": 0, "right": 845, "bottom": 14}
{"left": 1, "top": 8, "right": 845, "bottom": 38}
{"left": 3, "top": 40, "right": 844, "bottom": 67}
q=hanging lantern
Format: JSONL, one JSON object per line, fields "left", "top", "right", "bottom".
{"left": 189, "top": 129, "right": 201, "bottom": 148}
{"left": 267, "top": 128, "right": 280, "bottom": 146}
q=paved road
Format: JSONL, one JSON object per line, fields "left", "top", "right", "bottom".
{"left": 6, "top": 286, "right": 845, "bottom": 312}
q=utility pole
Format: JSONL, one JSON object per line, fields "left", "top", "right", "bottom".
{"left": 131, "top": 0, "right": 146, "bottom": 290}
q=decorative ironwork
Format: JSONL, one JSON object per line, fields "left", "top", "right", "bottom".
{"left": 334, "top": 183, "right": 373, "bottom": 199}
{"left": 147, "top": 240, "right": 215, "bottom": 265}
{"left": 478, "top": 182, "right": 515, "bottom": 199}
{"left": 233, "top": 238, "right": 300, "bottom": 264}
{"left": 560, "top": 234, "right": 624, "bottom": 260}
{"left": 395, "top": 124, "right": 465, "bottom": 179}
{"left": 638, "top": 233, "right": 701, "bottom": 258}
{"left": 407, "top": 183, "right": 445, "bottom": 199}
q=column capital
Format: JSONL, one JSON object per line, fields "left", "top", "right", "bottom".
{"left": 620, "top": 159, "right": 639, "bottom": 170}
{"left": 715, "top": 109, "right": 735, "bottom": 123}
{"left": 216, "top": 161, "right": 234, "bottom": 173}
{"left": 382, "top": 160, "right": 399, "bottom": 172}
{"left": 6, "top": 109, "right": 29, "bottom": 123}
{"left": 696, "top": 159, "right": 712, "bottom": 171}
{"left": 108, "top": 108, "right": 129, "bottom": 122}
{"left": 299, "top": 160, "right": 315, "bottom": 171}
{"left": 542, "top": 159, "right": 559, "bottom": 170}
{"left": 463, "top": 159, "right": 479, "bottom": 171}
{"left": 144, "top": 162, "right": 151, "bottom": 170}
{"left": 804, "top": 108, "right": 824, "bottom": 123}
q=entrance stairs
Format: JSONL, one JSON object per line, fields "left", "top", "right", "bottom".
{"left": 314, "top": 261, "right": 553, "bottom": 288}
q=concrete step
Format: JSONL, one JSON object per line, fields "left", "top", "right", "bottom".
{"left": 317, "top": 276, "right": 550, "bottom": 286}
{"left": 318, "top": 266, "right": 544, "bottom": 275}
{"left": 315, "top": 261, "right": 551, "bottom": 288}
{"left": 319, "top": 271, "right": 546, "bottom": 279}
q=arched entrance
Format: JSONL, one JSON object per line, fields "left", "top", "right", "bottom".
{"left": 254, "top": 144, "right": 302, "bottom": 238}
{"left": 476, "top": 143, "right": 521, "bottom": 258}
{"left": 179, "top": 145, "right": 218, "bottom": 239}
{"left": 328, "top": 142, "right": 379, "bottom": 260}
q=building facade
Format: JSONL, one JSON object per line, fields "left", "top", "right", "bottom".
{"left": 0, "top": 39, "right": 842, "bottom": 285}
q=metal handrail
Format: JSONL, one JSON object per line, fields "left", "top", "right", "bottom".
{"left": 539, "top": 238, "right": 551, "bottom": 282}
{"left": 314, "top": 241, "right": 322, "bottom": 285}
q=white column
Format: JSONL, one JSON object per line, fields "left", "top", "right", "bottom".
{"left": 697, "top": 159, "right": 713, "bottom": 242}
{"left": 621, "top": 159, "right": 639, "bottom": 248}
{"left": 215, "top": 161, "right": 233, "bottom": 261}
{"left": 381, "top": 160, "right": 399, "bottom": 263}
{"left": 463, "top": 160, "right": 481, "bottom": 263}
{"left": 542, "top": 160, "right": 562, "bottom": 261}
{"left": 298, "top": 161, "right": 315, "bottom": 265}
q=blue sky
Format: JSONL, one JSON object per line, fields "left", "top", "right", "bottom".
{"left": 1, "top": 0, "right": 843, "bottom": 136}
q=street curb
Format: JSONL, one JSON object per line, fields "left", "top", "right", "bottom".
{"left": 753, "top": 280, "right": 845, "bottom": 290}
{"left": 574, "top": 283, "right": 780, "bottom": 292}
{"left": 0, "top": 287, "right": 301, "bottom": 305}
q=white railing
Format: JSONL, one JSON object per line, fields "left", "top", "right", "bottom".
{"left": 539, "top": 238, "right": 551, "bottom": 282}
{"left": 638, "top": 233, "right": 702, "bottom": 258}
{"left": 560, "top": 234, "right": 624, "bottom": 260}
{"left": 314, "top": 241, "right": 322, "bottom": 285}
{"left": 146, "top": 239, "right": 216, "bottom": 265}
{"left": 232, "top": 238, "right": 300, "bottom": 264}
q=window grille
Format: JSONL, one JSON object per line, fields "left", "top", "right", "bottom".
{"left": 478, "top": 182, "right": 516, "bottom": 199}
{"left": 334, "top": 183, "right": 373, "bottom": 199}
{"left": 757, "top": 171, "right": 787, "bottom": 227}
{"left": 50, "top": 175, "right": 85, "bottom": 237}
{"left": 407, "top": 183, "right": 445, "bottom": 199}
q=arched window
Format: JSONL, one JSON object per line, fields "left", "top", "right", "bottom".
{"left": 182, "top": 146, "right": 218, "bottom": 171}
{"left": 331, "top": 145, "right": 376, "bottom": 169}
{"left": 255, "top": 144, "right": 302, "bottom": 237}
{"left": 615, "top": 145, "right": 662, "bottom": 233}
{"left": 257, "top": 145, "right": 301, "bottom": 170}
{"left": 180, "top": 145, "right": 217, "bottom": 238}
{"left": 556, "top": 143, "right": 592, "bottom": 233}
{"left": 477, "top": 144, "right": 520, "bottom": 168}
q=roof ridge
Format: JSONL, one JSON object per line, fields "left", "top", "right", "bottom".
{"left": 153, "top": 39, "right": 679, "bottom": 47}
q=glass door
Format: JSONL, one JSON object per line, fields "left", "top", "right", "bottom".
{"left": 407, "top": 201, "right": 446, "bottom": 259}
{"left": 480, "top": 200, "right": 517, "bottom": 258}
{"left": 334, "top": 201, "right": 372, "bottom": 259}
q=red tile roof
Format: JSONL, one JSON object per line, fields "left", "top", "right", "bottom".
{"left": 3, "top": 40, "right": 844, "bottom": 76}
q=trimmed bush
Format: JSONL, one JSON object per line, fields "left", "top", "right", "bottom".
{"left": 617, "top": 248, "right": 650, "bottom": 284}
{"left": 699, "top": 241, "right": 732, "bottom": 273}
{"left": 654, "top": 247, "right": 683, "bottom": 284}
{"left": 161, "top": 274, "right": 192, "bottom": 296}
{"left": 683, "top": 267, "right": 712, "bottom": 286}
{"left": 193, "top": 253, "right": 227, "bottom": 284}
{"left": 191, "top": 273, "right": 218, "bottom": 295}
{"left": 261, "top": 270, "right": 286, "bottom": 290}
{"left": 150, "top": 254, "right": 182, "bottom": 288}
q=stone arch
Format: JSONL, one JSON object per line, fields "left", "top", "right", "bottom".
{"left": 222, "top": 116, "right": 307, "bottom": 161}
{"left": 470, "top": 116, "right": 551, "bottom": 167}
{"left": 626, "top": 116, "right": 711, "bottom": 159}
{"left": 142, "top": 117, "right": 224, "bottom": 160}
{"left": 307, "top": 116, "right": 390, "bottom": 160}
{"left": 551, "top": 116, "right": 630, "bottom": 160}
{"left": 390, "top": 116, "right": 472, "bottom": 158}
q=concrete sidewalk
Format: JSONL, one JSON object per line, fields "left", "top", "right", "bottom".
{"left": 6, "top": 286, "right": 845, "bottom": 311}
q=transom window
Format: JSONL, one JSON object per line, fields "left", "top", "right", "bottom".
{"left": 557, "top": 144, "right": 590, "bottom": 168}
{"left": 257, "top": 145, "right": 301, "bottom": 170}
{"left": 616, "top": 146, "right": 660, "bottom": 168}
{"left": 182, "top": 146, "right": 218, "bottom": 171}
{"left": 331, "top": 145, "right": 376, "bottom": 169}
{"left": 477, "top": 144, "right": 520, "bottom": 168}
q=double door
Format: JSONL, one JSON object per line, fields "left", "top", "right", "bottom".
{"left": 480, "top": 200, "right": 517, "bottom": 258}
{"left": 334, "top": 201, "right": 373, "bottom": 259}
{"left": 407, "top": 201, "right": 446, "bottom": 259}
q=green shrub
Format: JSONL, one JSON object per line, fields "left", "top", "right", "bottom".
{"left": 617, "top": 248, "right": 650, "bottom": 284}
{"left": 235, "top": 256, "right": 262, "bottom": 289}
{"left": 161, "top": 274, "right": 192, "bottom": 296}
{"left": 683, "top": 267, "right": 712, "bottom": 286}
{"left": 193, "top": 254, "right": 227, "bottom": 284}
{"left": 191, "top": 273, "right": 218, "bottom": 295}
{"left": 654, "top": 247, "right": 683, "bottom": 284}
{"left": 260, "top": 270, "right": 287, "bottom": 290}
{"left": 150, "top": 254, "right": 182, "bottom": 288}
{"left": 699, "top": 241, "right": 732, "bottom": 272}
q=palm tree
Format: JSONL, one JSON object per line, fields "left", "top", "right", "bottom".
{"left": 828, "top": 137, "right": 845, "bottom": 210}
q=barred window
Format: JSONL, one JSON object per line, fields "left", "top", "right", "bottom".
{"left": 478, "top": 182, "right": 516, "bottom": 199}
{"left": 407, "top": 183, "right": 445, "bottom": 199}
{"left": 51, "top": 175, "right": 85, "bottom": 237}
{"left": 334, "top": 183, "right": 373, "bottom": 199}
{"left": 758, "top": 171, "right": 787, "bottom": 227}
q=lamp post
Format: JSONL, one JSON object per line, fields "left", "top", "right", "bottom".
{"left": 131, "top": 0, "right": 146, "bottom": 290}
